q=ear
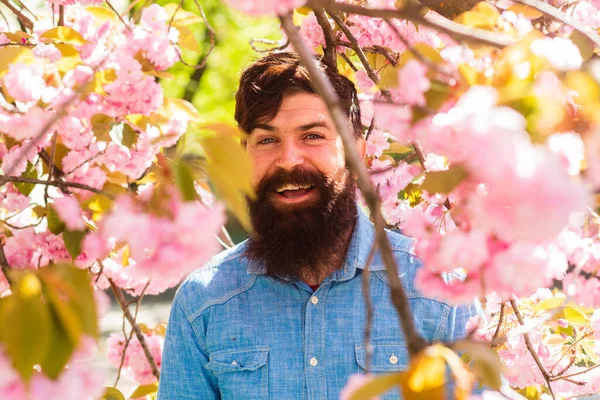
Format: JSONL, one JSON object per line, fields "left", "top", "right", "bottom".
{"left": 356, "top": 136, "right": 367, "bottom": 160}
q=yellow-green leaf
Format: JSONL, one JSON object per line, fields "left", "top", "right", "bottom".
{"left": 0, "top": 47, "right": 34, "bottom": 76}
{"left": 91, "top": 113, "right": 115, "bottom": 142}
{"left": 63, "top": 229, "right": 86, "bottom": 260}
{"left": 563, "top": 306, "right": 588, "bottom": 325}
{"left": 506, "top": 4, "right": 544, "bottom": 19}
{"left": 173, "top": 160, "right": 197, "bottom": 202}
{"left": 534, "top": 296, "right": 565, "bottom": 314}
{"left": 407, "top": 346, "right": 447, "bottom": 392}
{"left": 86, "top": 6, "right": 118, "bottom": 23}
{"left": 420, "top": 166, "right": 467, "bottom": 195}
{"left": 200, "top": 123, "right": 255, "bottom": 231}
{"left": 348, "top": 373, "right": 404, "bottom": 400}
{"left": 109, "top": 122, "right": 137, "bottom": 148}
{"left": 177, "top": 26, "right": 201, "bottom": 53}
{"left": 164, "top": 3, "right": 203, "bottom": 26}
{"left": 14, "top": 162, "right": 37, "bottom": 196}
{"left": 1, "top": 274, "right": 52, "bottom": 382}
{"left": 47, "top": 205, "right": 66, "bottom": 235}
{"left": 45, "top": 283, "right": 82, "bottom": 344}
{"left": 102, "top": 387, "right": 126, "bottom": 400}
{"left": 453, "top": 340, "right": 502, "bottom": 390}
{"left": 130, "top": 383, "right": 159, "bottom": 398}
{"left": 39, "top": 306, "right": 75, "bottom": 379}
{"left": 570, "top": 31, "right": 595, "bottom": 62}
{"left": 40, "top": 27, "right": 90, "bottom": 45}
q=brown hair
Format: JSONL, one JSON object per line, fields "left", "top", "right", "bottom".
{"left": 235, "top": 52, "right": 363, "bottom": 138}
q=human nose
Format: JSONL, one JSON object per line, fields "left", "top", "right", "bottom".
{"left": 275, "top": 141, "right": 304, "bottom": 170}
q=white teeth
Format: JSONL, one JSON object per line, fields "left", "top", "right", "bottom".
{"left": 276, "top": 184, "right": 312, "bottom": 193}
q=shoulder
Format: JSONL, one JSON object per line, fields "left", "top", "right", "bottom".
{"left": 173, "top": 240, "right": 257, "bottom": 322}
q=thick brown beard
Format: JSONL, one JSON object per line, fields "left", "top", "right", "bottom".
{"left": 246, "top": 167, "right": 358, "bottom": 283}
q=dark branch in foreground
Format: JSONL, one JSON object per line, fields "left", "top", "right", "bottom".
{"left": 0, "top": 175, "right": 114, "bottom": 199}
{"left": 281, "top": 13, "right": 427, "bottom": 358}
{"left": 316, "top": 0, "right": 515, "bottom": 48}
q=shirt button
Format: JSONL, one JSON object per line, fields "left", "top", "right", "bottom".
{"left": 310, "top": 296, "right": 319, "bottom": 305}
{"left": 389, "top": 354, "right": 398, "bottom": 365}
{"left": 309, "top": 357, "right": 318, "bottom": 367}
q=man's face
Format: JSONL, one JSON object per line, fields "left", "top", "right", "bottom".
{"left": 244, "top": 93, "right": 366, "bottom": 282}
{"left": 246, "top": 93, "right": 352, "bottom": 208}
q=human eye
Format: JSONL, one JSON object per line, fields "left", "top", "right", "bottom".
{"left": 257, "top": 137, "right": 277, "bottom": 145}
{"left": 305, "top": 133, "right": 324, "bottom": 140}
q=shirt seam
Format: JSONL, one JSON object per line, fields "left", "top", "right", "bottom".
{"left": 373, "top": 270, "right": 454, "bottom": 307}
{"left": 187, "top": 274, "right": 258, "bottom": 323}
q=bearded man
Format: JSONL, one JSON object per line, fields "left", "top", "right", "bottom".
{"left": 158, "top": 52, "right": 474, "bottom": 399}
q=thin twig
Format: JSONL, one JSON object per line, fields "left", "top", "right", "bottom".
{"left": 510, "top": 299, "right": 557, "bottom": 400}
{"left": 313, "top": 7, "right": 337, "bottom": 68}
{"left": 362, "top": 242, "right": 378, "bottom": 371}
{"left": 0, "top": 0, "right": 32, "bottom": 30}
{"left": 249, "top": 37, "right": 291, "bottom": 53}
{"left": 491, "top": 302, "right": 505, "bottom": 345}
{"left": 328, "top": 11, "right": 393, "bottom": 101}
{"left": 339, "top": 52, "right": 358, "bottom": 71}
{"left": 44, "top": 132, "right": 58, "bottom": 205}
{"left": 549, "top": 332, "right": 591, "bottom": 374}
{"left": 0, "top": 243, "right": 12, "bottom": 287}
{"left": 551, "top": 363, "right": 600, "bottom": 382}
{"left": 318, "top": 0, "right": 514, "bottom": 48}
{"left": 57, "top": 5, "right": 64, "bottom": 26}
{"left": 0, "top": 176, "right": 114, "bottom": 199}
{"left": 108, "top": 278, "right": 160, "bottom": 380}
{"left": 514, "top": 0, "right": 600, "bottom": 48}
{"left": 106, "top": 0, "right": 132, "bottom": 31}
{"left": 281, "top": 14, "right": 427, "bottom": 358}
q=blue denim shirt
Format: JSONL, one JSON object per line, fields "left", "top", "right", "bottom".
{"left": 158, "top": 209, "right": 475, "bottom": 400}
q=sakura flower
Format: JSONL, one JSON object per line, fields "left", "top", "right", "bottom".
{"left": 2, "top": 62, "right": 46, "bottom": 103}
{"left": 53, "top": 196, "right": 86, "bottom": 231}
{"left": 33, "top": 43, "right": 62, "bottom": 62}
{"left": 393, "top": 60, "right": 430, "bottom": 107}
{"left": 530, "top": 37, "right": 582, "bottom": 71}
{"left": 366, "top": 129, "right": 389, "bottom": 157}
{"left": 225, "top": 0, "right": 305, "bottom": 16}
{"left": 300, "top": 13, "right": 326, "bottom": 49}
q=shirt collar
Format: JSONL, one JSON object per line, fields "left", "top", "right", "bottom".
{"left": 245, "top": 204, "right": 386, "bottom": 280}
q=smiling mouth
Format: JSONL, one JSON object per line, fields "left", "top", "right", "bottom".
{"left": 274, "top": 184, "right": 316, "bottom": 200}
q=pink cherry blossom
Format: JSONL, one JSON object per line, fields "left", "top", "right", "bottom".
{"left": 225, "top": 0, "right": 305, "bottom": 16}
{"left": 300, "top": 13, "right": 326, "bottom": 49}
{"left": 2, "top": 62, "right": 46, "bottom": 103}
{"left": 0, "top": 107, "right": 54, "bottom": 141}
{"left": 33, "top": 43, "right": 62, "bottom": 62}
{"left": 393, "top": 60, "right": 430, "bottom": 107}
{"left": 366, "top": 129, "right": 390, "bottom": 157}
{"left": 107, "top": 331, "right": 164, "bottom": 385}
{"left": 530, "top": 37, "right": 582, "bottom": 71}
{"left": 53, "top": 196, "right": 86, "bottom": 231}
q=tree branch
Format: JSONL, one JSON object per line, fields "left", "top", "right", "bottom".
{"left": 514, "top": 0, "right": 600, "bottom": 48}
{"left": 313, "top": 7, "right": 337, "bottom": 68}
{"left": 510, "top": 299, "right": 557, "bottom": 400}
{"left": 0, "top": 0, "right": 32, "bottom": 30}
{"left": 362, "top": 242, "right": 378, "bottom": 371}
{"left": 108, "top": 278, "right": 160, "bottom": 381}
{"left": 0, "top": 175, "right": 114, "bottom": 199}
{"left": 281, "top": 14, "right": 427, "bottom": 358}
{"left": 317, "top": 0, "right": 514, "bottom": 48}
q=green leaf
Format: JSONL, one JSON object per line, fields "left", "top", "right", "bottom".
{"left": 63, "top": 229, "right": 86, "bottom": 259}
{"left": 14, "top": 162, "right": 37, "bottom": 196}
{"left": 177, "top": 26, "right": 201, "bottom": 53}
{"left": 534, "top": 296, "right": 565, "bottom": 314}
{"left": 91, "top": 114, "right": 115, "bottom": 142}
{"left": 570, "top": 31, "right": 595, "bottom": 62}
{"left": 47, "top": 205, "right": 66, "bottom": 235}
{"left": 45, "top": 282, "right": 82, "bottom": 344}
{"left": 102, "top": 387, "right": 126, "bottom": 400}
{"left": 200, "top": 123, "right": 255, "bottom": 231}
{"left": 40, "top": 27, "right": 90, "bottom": 45}
{"left": 173, "top": 160, "right": 197, "bottom": 202}
{"left": 130, "top": 383, "right": 159, "bottom": 398}
{"left": 453, "top": 340, "right": 503, "bottom": 390}
{"left": 349, "top": 372, "right": 404, "bottom": 400}
{"left": 1, "top": 274, "right": 52, "bottom": 382}
{"left": 563, "top": 306, "right": 588, "bottom": 325}
{"left": 0, "top": 47, "right": 34, "bottom": 76}
{"left": 420, "top": 166, "right": 467, "bottom": 195}
{"left": 109, "top": 122, "right": 137, "bottom": 148}
{"left": 39, "top": 306, "right": 75, "bottom": 379}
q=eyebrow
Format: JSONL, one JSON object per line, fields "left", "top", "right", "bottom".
{"left": 253, "top": 121, "right": 331, "bottom": 132}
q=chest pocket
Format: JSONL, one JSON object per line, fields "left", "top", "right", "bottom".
{"left": 206, "top": 347, "right": 269, "bottom": 400}
{"left": 356, "top": 343, "right": 408, "bottom": 400}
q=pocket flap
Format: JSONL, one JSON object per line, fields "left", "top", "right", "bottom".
{"left": 206, "top": 347, "right": 269, "bottom": 374}
{"left": 355, "top": 343, "right": 408, "bottom": 372}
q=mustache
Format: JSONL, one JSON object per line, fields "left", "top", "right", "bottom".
{"left": 257, "top": 167, "right": 328, "bottom": 194}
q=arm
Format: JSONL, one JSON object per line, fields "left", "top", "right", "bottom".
{"left": 157, "top": 296, "right": 219, "bottom": 400}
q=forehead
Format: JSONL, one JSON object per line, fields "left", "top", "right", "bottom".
{"left": 264, "top": 93, "right": 333, "bottom": 129}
